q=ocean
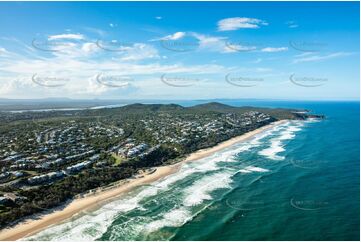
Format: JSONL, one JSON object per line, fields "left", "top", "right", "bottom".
{"left": 26, "top": 101, "right": 360, "bottom": 241}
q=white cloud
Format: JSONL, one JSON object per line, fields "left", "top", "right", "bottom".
{"left": 158, "top": 32, "right": 186, "bottom": 40}
{"left": 155, "top": 16, "right": 162, "bottom": 20}
{"left": 35, "top": 32, "right": 98, "bottom": 58}
{"left": 48, "top": 41, "right": 99, "bottom": 59}
{"left": 0, "top": 78, "right": 30, "bottom": 97}
{"left": 190, "top": 32, "right": 250, "bottom": 54}
{"left": 83, "top": 27, "right": 107, "bottom": 37}
{"left": 224, "top": 43, "right": 257, "bottom": 53}
{"left": 293, "top": 52, "right": 353, "bottom": 63}
{"left": 81, "top": 42, "right": 99, "bottom": 54}
{"left": 0, "top": 47, "right": 11, "bottom": 57}
{"left": 286, "top": 21, "right": 298, "bottom": 28}
{"left": 261, "top": 47, "right": 288, "bottom": 52}
{"left": 48, "top": 33, "right": 85, "bottom": 40}
{"left": 191, "top": 33, "right": 229, "bottom": 52}
{"left": 0, "top": 37, "right": 229, "bottom": 99}
{"left": 156, "top": 31, "right": 254, "bottom": 54}
{"left": 120, "top": 43, "right": 159, "bottom": 61}
{"left": 0, "top": 47, "right": 7, "bottom": 53}
{"left": 217, "top": 17, "right": 268, "bottom": 31}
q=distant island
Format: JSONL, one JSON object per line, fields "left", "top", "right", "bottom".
{"left": 0, "top": 102, "right": 323, "bottom": 232}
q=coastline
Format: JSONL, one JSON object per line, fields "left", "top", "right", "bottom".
{"left": 0, "top": 120, "right": 287, "bottom": 241}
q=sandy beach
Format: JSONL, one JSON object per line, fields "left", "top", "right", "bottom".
{"left": 0, "top": 120, "right": 286, "bottom": 241}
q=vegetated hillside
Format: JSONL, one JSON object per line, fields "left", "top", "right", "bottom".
{"left": 80, "top": 102, "right": 305, "bottom": 119}
{"left": 188, "top": 102, "right": 306, "bottom": 120}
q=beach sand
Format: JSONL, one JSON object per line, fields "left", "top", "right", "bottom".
{"left": 0, "top": 120, "right": 286, "bottom": 241}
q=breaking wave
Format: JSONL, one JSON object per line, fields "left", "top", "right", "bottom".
{"left": 258, "top": 121, "right": 304, "bottom": 160}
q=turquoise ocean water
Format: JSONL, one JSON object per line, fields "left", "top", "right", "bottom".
{"left": 26, "top": 101, "right": 360, "bottom": 241}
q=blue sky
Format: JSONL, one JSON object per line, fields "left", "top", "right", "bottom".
{"left": 0, "top": 1, "right": 359, "bottom": 100}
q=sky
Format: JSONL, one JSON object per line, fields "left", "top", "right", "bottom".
{"left": 0, "top": 1, "right": 359, "bottom": 101}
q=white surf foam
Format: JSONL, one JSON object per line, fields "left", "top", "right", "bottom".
{"left": 25, "top": 208, "right": 117, "bottom": 241}
{"left": 244, "top": 166, "right": 269, "bottom": 172}
{"left": 305, "top": 118, "right": 320, "bottom": 123}
{"left": 142, "top": 171, "right": 234, "bottom": 234}
{"left": 109, "top": 170, "right": 237, "bottom": 238}
{"left": 258, "top": 121, "right": 303, "bottom": 160}
{"left": 258, "top": 139, "right": 285, "bottom": 160}
{"left": 144, "top": 207, "right": 192, "bottom": 233}
{"left": 224, "top": 122, "right": 291, "bottom": 162}
{"left": 249, "top": 121, "right": 290, "bottom": 145}
{"left": 183, "top": 171, "right": 233, "bottom": 207}
{"left": 238, "top": 166, "right": 269, "bottom": 173}
{"left": 239, "top": 169, "right": 253, "bottom": 173}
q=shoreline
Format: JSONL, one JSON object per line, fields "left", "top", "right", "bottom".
{"left": 0, "top": 120, "right": 287, "bottom": 241}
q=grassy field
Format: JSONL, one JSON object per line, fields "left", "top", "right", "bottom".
{"left": 111, "top": 153, "right": 125, "bottom": 166}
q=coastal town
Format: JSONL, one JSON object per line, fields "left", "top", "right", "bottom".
{"left": 0, "top": 102, "right": 314, "bottom": 229}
